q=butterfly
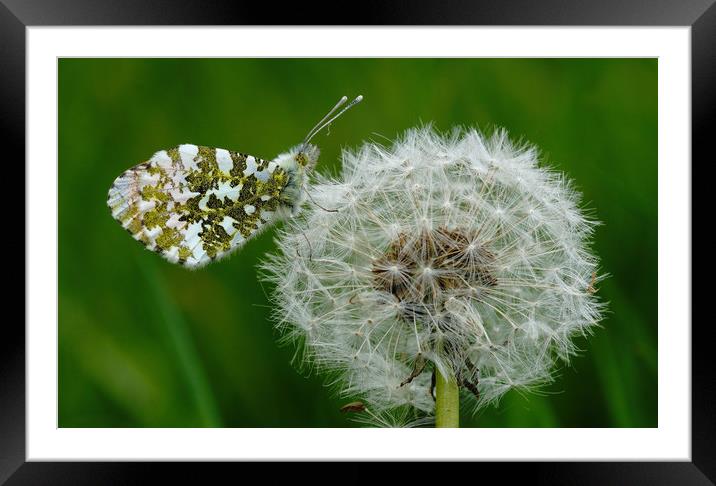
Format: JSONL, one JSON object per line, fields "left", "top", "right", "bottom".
{"left": 107, "top": 95, "right": 362, "bottom": 269}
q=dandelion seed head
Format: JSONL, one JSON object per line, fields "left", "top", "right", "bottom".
{"left": 261, "top": 126, "right": 605, "bottom": 424}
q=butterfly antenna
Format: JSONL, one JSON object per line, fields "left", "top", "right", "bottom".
{"left": 302, "top": 95, "right": 363, "bottom": 148}
{"left": 303, "top": 96, "right": 348, "bottom": 145}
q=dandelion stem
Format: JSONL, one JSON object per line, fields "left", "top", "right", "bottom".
{"left": 435, "top": 368, "right": 459, "bottom": 428}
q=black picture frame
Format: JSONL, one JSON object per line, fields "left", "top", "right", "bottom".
{"left": 5, "top": 0, "right": 708, "bottom": 481}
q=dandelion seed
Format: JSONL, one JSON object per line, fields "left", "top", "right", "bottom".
{"left": 261, "top": 126, "right": 605, "bottom": 426}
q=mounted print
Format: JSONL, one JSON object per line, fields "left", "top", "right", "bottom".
{"left": 13, "top": 13, "right": 704, "bottom": 476}
{"left": 59, "top": 57, "right": 652, "bottom": 429}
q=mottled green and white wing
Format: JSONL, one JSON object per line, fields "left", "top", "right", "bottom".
{"left": 107, "top": 144, "right": 289, "bottom": 268}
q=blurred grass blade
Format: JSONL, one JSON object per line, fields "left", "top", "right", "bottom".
{"left": 139, "top": 259, "right": 223, "bottom": 427}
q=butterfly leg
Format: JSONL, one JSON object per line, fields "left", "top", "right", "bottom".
{"left": 304, "top": 187, "right": 338, "bottom": 213}
{"left": 296, "top": 225, "right": 313, "bottom": 262}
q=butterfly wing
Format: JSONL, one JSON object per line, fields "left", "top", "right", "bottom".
{"left": 107, "top": 144, "right": 290, "bottom": 268}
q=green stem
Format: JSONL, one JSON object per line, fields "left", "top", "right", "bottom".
{"left": 435, "top": 368, "right": 459, "bottom": 428}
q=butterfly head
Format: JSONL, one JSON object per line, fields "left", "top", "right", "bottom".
{"left": 295, "top": 143, "right": 320, "bottom": 170}
{"left": 296, "top": 95, "right": 363, "bottom": 170}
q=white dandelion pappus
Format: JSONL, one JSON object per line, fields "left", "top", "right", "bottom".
{"left": 106, "top": 95, "right": 363, "bottom": 268}
{"left": 262, "top": 126, "right": 605, "bottom": 423}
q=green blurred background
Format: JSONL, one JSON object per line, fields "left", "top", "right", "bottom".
{"left": 59, "top": 58, "right": 657, "bottom": 427}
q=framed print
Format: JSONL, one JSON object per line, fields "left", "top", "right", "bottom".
{"left": 5, "top": 0, "right": 710, "bottom": 480}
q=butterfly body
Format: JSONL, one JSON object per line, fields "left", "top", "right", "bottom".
{"left": 107, "top": 95, "right": 362, "bottom": 269}
{"left": 107, "top": 143, "right": 319, "bottom": 268}
{"left": 273, "top": 142, "right": 320, "bottom": 216}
